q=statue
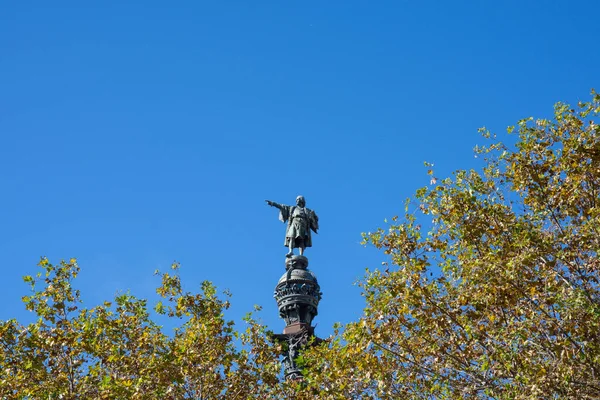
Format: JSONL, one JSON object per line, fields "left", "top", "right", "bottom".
{"left": 265, "top": 196, "right": 319, "bottom": 257}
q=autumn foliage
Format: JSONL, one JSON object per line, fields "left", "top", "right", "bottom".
{"left": 300, "top": 91, "right": 600, "bottom": 399}
{"left": 2, "top": 92, "right": 599, "bottom": 399}
{"left": 1, "top": 259, "right": 285, "bottom": 399}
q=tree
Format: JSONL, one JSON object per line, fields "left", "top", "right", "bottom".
{"left": 0, "top": 258, "right": 286, "bottom": 399}
{"left": 300, "top": 91, "right": 600, "bottom": 399}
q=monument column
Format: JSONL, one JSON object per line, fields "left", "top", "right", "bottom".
{"left": 273, "top": 255, "right": 322, "bottom": 379}
{"left": 265, "top": 196, "right": 322, "bottom": 380}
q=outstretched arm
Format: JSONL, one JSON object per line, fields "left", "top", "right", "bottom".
{"left": 265, "top": 200, "right": 283, "bottom": 210}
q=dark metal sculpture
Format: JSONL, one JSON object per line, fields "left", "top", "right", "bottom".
{"left": 265, "top": 196, "right": 319, "bottom": 257}
{"left": 266, "top": 196, "right": 323, "bottom": 381}
{"left": 272, "top": 256, "right": 323, "bottom": 380}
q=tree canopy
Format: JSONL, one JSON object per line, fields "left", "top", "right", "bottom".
{"left": 1, "top": 259, "right": 287, "bottom": 399}
{"left": 2, "top": 92, "right": 599, "bottom": 399}
{"left": 300, "top": 91, "right": 600, "bottom": 399}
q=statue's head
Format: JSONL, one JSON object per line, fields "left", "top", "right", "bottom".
{"left": 296, "top": 195, "right": 306, "bottom": 207}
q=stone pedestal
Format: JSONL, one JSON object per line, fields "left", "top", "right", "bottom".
{"left": 285, "top": 255, "right": 308, "bottom": 270}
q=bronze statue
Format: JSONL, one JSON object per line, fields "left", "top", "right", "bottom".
{"left": 265, "top": 196, "right": 319, "bottom": 257}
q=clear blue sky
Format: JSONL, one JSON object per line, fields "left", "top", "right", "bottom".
{"left": 1, "top": 1, "right": 598, "bottom": 336}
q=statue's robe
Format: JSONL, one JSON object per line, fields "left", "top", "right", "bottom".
{"left": 278, "top": 205, "right": 319, "bottom": 248}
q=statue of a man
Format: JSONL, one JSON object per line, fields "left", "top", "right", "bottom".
{"left": 266, "top": 196, "right": 319, "bottom": 257}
